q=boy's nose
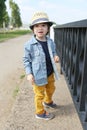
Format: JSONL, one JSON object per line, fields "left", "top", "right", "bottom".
{"left": 38, "top": 26, "right": 42, "bottom": 29}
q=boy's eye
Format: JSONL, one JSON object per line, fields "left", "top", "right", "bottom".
{"left": 34, "top": 24, "right": 47, "bottom": 28}
{"left": 35, "top": 24, "right": 39, "bottom": 27}
{"left": 42, "top": 24, "right": 46, "bottom": 27}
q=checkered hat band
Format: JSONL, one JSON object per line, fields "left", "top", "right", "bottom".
{"left": 32, "top": 18, "right": 49, "bottom": 25}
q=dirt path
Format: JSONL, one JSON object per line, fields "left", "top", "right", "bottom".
{"left": 0, "top": 34, "right": 31, "bottom": 130}
{"left": 4, "top": 64, "right": 83, "bottom": 130}
{"left": 0, "top": 34, "right": 83, "bottom": 130}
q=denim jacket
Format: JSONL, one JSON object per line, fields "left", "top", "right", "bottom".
{"left": 23, "top": 35, "right": 59, "bottom": 86}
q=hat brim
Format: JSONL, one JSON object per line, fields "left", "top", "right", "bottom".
{"left": 30, "top": 20, "right": 54, "bottom": 30}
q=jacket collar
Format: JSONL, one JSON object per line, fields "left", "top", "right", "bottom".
{"left": 30, "top": 35, "right": 50, "bottom": 44}
{"left": 30, "top": 35, "right": 37, "bottom": 44}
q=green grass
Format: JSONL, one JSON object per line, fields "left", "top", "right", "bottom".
{"left": 13, "top": 86, "right": 20, "bottom": 98}
{"left": 20, "top": 74, "right": 25, "bottom": 79}
{"left": 13, "top": 74, "right": 25, "bottom": 98}
{"left": 0, "top": 30, "right": 32, "bottom": 42}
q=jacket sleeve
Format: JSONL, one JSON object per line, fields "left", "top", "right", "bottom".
{"left": 51, "top": 40, "right": 58, "bottom": 57}
{"left": 23, "top": 43, "right": 32, "bottom": 75}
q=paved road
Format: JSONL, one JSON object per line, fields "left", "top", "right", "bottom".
{"left": 0, "top": 34, "right": 31, "bottom": 130}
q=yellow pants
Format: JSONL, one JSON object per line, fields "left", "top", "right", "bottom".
{"left": 33, "top": 73, "right": 55, "bottom": 114}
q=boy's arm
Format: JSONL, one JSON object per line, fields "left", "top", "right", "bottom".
{"left": 23, "top": 45, "right": 32, "bottom": 75}
{"left": 23, "top": 44, "right": 35, "bottom": 84}
{"left": 51, "top": 40, "right": 60, "bottom": 63}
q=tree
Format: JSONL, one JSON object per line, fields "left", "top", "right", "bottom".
{"left": 9, "top": 0, "right": 22, "bottom": 27}
{"left": 0, "top": 0, "right": 9, "bottom": 27}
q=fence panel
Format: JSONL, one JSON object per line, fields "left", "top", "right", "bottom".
{"left": 54, "top": 19, "right": 87, "bottom": 130}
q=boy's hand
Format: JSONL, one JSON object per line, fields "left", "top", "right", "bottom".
{"left": 27, "top": 74, "right": 35, "bottom": 85}
{"left": 54, "top": 56, "right": 59, "bottom": 63}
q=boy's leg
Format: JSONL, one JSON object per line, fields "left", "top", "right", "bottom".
{"left": 44, "top": 73, "right": 55, "bottom": 104}
{"left": 33, "top": 84, "right": 46, "bottom": 114}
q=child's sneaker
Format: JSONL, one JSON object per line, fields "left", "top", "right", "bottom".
{"left": 35, "top": 111, "right": 55, "bottom": 120}
{"left": 43, "top": 102, "right": 57, "bottom": 108}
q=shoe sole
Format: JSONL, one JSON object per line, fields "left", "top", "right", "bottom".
{"left": 35, "top": 114, "right": 55, "bottom": 120}
{"left": 43, "top": 102, "right": 57, "bottom": 109}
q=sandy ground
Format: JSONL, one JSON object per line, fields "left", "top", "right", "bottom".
{"left": 0, "top": 34, "right": 31, "bottom": 130}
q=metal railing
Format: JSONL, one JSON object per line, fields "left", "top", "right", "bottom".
{"left": 54, "top": 19, "right": 87, "bottom": 130}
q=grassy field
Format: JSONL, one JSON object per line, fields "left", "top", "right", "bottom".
{"left": 0, "top": 30, "right": 31, "bottom": 42}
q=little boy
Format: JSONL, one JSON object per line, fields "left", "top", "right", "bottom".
{"left": 23, "top": 12, "right": 59, "bottom": 120}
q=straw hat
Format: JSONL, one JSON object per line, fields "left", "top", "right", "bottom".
{"left": 30, "top": 12, "right": 54, "bottom": 29}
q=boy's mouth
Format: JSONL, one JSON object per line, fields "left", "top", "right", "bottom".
{"left": 38, "top": 31, "right": 43, "bottom": 33}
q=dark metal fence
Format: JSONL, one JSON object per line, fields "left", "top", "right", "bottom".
{"left": 54, "top": 19, "right": 87, "bottom": 130}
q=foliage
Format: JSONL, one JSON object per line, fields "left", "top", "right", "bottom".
{"left": 9, "top": 0, "right": 22, "bottom": 27}
{"left": 3, "top": 10, "right": 10, "bottom": 27}
{"left": 0, "top": 0, "right": 9, "bottom": 27}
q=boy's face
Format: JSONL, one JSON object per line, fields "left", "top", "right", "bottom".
{"left": 33, "top": 23, "right": 49, "bottom": 40}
